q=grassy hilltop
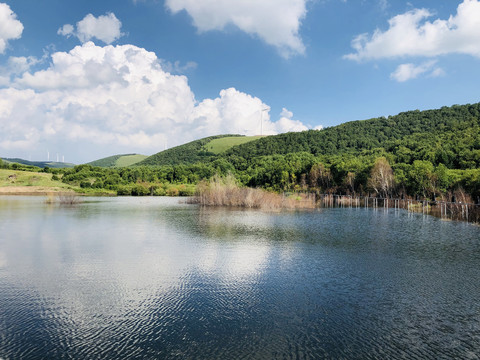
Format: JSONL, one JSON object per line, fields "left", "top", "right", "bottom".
{"left": 87, "top": 154, "right": 147, "bottom": 167}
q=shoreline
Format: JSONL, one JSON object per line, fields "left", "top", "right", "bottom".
{"left": 0, "top": 186, "right": 76, "bottom": 196}
{"left": 0, "top": 186, "right": 113, "bottom": 196}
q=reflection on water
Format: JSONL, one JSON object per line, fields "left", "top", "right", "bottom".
{"left": 0, "top": 196, "right": 480, "bottom": 359}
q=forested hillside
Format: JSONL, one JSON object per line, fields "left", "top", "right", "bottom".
{"left": 224, "top": 103, "right": 480, "bottom": 169}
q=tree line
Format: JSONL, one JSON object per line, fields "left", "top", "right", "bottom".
{"left": 13, "top": 151, "right": 473, "bottom": 201}
{"left": 1, "top": 102, "right": 479, "bottom": 201}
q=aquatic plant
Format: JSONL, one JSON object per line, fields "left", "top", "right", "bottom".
{"left": 192, "top": 174, "right": 315, "bottom": 210}
{"left": 45, "top": 192, "right": 82, "bottom": 205}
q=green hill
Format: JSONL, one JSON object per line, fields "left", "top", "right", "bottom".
{"left": 137, "top": 134, "right": 259, "bottom": 166}
{"left": 223, "top": 103, "right": 480, "bottom": 169}
{"left": 1, "top": 158, "right": 75, "bottom": 168}
{"left": 16, "top": 102, "right": 478, "bottom": 201}
{"left": 87, "top": 154, "right": 147, "bottom": 167}
{"left": 133, "top": 103, "right": 480, "bottom": 170}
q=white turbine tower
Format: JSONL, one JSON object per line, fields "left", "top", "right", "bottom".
{"left": 260, "top": 107, "right": 269, "bottom": 136}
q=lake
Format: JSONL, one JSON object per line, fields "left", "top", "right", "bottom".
{"left": 0, "top": 196, "right": 479, "bottom": 359}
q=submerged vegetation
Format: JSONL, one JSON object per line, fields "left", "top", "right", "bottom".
{"left": 45, "top": 193, "right": 82, "bottom": 205}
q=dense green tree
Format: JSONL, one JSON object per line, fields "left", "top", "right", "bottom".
{"left": 408, "top": 160, "right": 435, "bottom": 197}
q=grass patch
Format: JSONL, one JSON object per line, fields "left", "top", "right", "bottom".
{"left": 87, "top": 154, "right": 147, "bottom": 167}
{"left": 0, "top": 169, "right": 71, "bottom": 189}
{"left": 0, "top": 169, "right": 114, "bottom": 195}
{"left": 115, "top": 154, "right": 147, "bottom": 167}
{"left": 203, "top": 136, "right": 264, "bottom": 154}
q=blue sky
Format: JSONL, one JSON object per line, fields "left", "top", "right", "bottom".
{"left": 1, "top": 0, "right": 480, "bottom": 163}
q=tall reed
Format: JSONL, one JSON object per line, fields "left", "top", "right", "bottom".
{"left": 191, "top": 174, "right": 315, "bottom": 210}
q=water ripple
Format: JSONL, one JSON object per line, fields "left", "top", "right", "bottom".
{"left": 0, "top": 198, "right": 480, "bottom": 359}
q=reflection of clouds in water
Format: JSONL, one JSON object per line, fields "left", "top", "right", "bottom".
{"left": 226, "top": 243, "right": 270, "bottom": 278}
{"left": 197, "top": 242, "right": 270, "bottom": 279}
{"left": 0, "top": 197, "right": 309, "bottom": 358}
{"left": 3, "top": 197, "right": 480, "bottom": 359}
{"left": 199, "top": 207, "right": 276, "bottom": 233}
{"left": 0, "top": 198, "right": 279, "bottom": 341}
{"left": 0, "top": 251, "right": 6, "bottom": 268}
{"left": 196, "top": 207, "right": 302, "bottom": 274}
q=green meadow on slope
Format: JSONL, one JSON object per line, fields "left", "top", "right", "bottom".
{"left": 203, "top": 136, "right": 264, "bottom": 154}
{"left": 88, "top": 154, "right": 147, "bottom": 167}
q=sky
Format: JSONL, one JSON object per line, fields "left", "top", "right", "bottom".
{"left": 1, "top": 0, "right": 480, "bottom": 164}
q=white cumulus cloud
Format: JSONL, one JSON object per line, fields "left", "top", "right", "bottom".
{"left": 1, "top": 42, "right": 312, "bottom": 163}
{"left": 276, "top": 107, "right": 309, "bottom": 133}
{"left": 165, "top": 0, "right": 307, "bottom": 58}
{"left": 390, "top": 60, "right": 444, "bottom": 82}
{"left": 0, "top": 2, "right": 23, "bottom": 53}
{"left": 58, "top": 13, "right": 123, "bottom": 44}
{"left": 345, "top": 0, "right": 480, "bottom": 61}
{"left": 57, "top": 24, "right": 74, "bottom": 38}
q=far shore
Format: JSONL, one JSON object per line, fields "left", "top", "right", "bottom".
{"left": 0, "top": 186, "right": 82, "bottom": 196}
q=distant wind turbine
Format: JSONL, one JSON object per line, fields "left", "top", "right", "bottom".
{"left": 260, "top": 107, "right": 269, "bottom": 136}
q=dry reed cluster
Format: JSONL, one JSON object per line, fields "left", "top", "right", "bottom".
{"left": 45, "top": 192, "right": 82, "bottom": 205}
{"left": 192, "top": 175, "right": 316, "bottom": 210}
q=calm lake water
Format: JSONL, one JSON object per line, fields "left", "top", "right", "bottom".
{"left": 0, "top": 196, "right": 479, "bottom": 359}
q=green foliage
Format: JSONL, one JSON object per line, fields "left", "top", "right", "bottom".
{"left": 408, "top": 160, "right": 435, "bottom": 197}
{"left": 223, "top": 103, "right": 480, "bottom": 169}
